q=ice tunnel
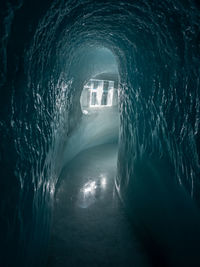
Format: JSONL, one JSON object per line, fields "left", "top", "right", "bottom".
{"left": 0, "top": 0, "right": 200, "bottom": 266}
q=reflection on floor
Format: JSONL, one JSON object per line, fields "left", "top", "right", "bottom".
{"left": 47, "top": 144, "right": 149, "bottom": 267}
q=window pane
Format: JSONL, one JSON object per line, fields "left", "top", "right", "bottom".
{"left": 91, "top": 92, "right": 97, "bottom": 105}
{"left": 93, "top": 81, "right": 99, "bottom": 89}
{"left": 101, "top": 92, "right": 108, "bottom": 105}
{"left": 103, "top": 81, "right": 109, "bottom": 91}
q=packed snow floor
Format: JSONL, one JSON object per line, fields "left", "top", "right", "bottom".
{"left": 47, "top": 144, "right": 149, "bottom": 267}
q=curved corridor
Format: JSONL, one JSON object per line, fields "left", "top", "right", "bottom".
{"left": 47, "top": 144, "right": 148, "bottom": 267}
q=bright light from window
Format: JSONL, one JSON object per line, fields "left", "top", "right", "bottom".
{"left": 84, "top": 79, "right": 114, "bottom": 108}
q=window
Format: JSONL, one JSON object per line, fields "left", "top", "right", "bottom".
{"left": 88, "top": 79, "right": 114, "bottom": 107}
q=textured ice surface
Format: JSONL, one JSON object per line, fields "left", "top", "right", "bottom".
{"left": 63, "top": 107, "right": 119, "bottom": 165}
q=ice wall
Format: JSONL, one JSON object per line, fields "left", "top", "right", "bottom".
{"left": 0, "top": 0, "right": 200, "bottom": 266}
{"left": 63, "top": 107, "right": 119, "bottom": 164}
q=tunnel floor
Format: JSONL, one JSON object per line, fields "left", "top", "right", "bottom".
{"left": 47, "top": 144, "right": 149, "bottom": 267}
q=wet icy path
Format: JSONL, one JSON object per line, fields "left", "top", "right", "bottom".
{"left": 47, "top": 144, "right": 149, "bottom": 267}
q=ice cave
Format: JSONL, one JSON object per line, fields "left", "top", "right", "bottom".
{"left": 0, "top": 0, "right": 200, "bottom": 266}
